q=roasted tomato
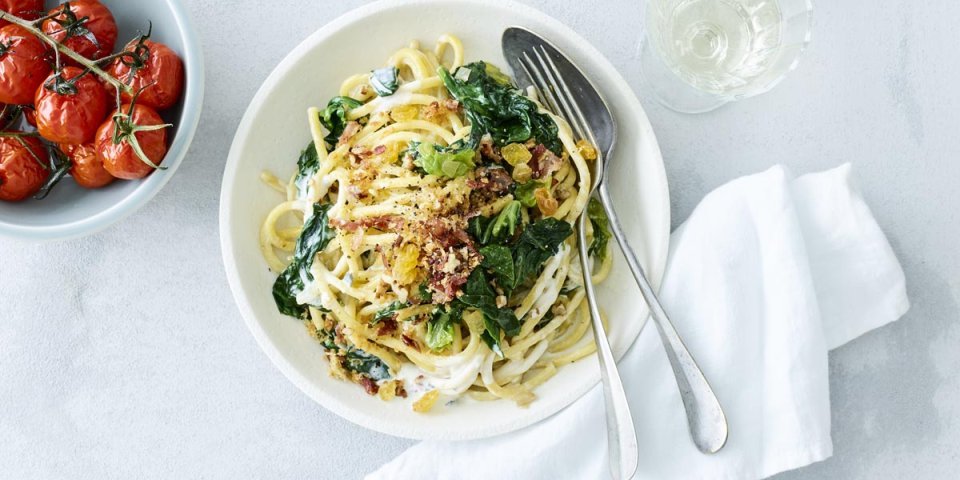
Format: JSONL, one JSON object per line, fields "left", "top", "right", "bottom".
{"left": 0, "top": 0, "right": 45, "bottom": 28}
{"left": 34, "top": 67, "right": 109, "bottom": 144}
{"left": 95, "top": 103, "right": 168, "bottom": 180}
{"left": 0, "top": 24, "right": 50, "bottom": 105}
{"left": 21, "top": 105, "right": 35, "bottom": 127}
{"left": 106, "top": 38, "right": 184, "bottom": 110}
{"left": 42, "top": 0, "right": 117, "bottom": 62}
{"left": 0, "top": 133, "right": 48, "bottom": 201}
{"left": 61, "top": 142, "right": 113, "bottom": 188}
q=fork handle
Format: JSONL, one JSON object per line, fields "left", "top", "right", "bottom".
{"left": 597, "top": 183, "right": 729, "bottom": 454}
{"left": 578, "top": 213, "right": 638, "bottom": 480}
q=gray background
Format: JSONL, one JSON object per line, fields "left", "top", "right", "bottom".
{"left": 1, "top": 0, "right": 956, "bottom": 478}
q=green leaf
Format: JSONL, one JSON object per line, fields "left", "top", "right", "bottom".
{"left": 294, "top": 141, "right": 319, "bottom": 198}
{"left": 414, "top": 142, "right": 475, "bottom": 178}
{"left": 272, "top": 204, "right": 337, "bottom": 319}
{"left": 417, "top": 282, "right": 433, "bottom": 303}
{"left": 438, "top": 62, "right": 562, "bottom": 154}
{"left": 371, "top": 301, "right": 407, "bottom": 324}
{"left": 511, "top": 218, "right": 573, "bottom": 291}
{"left": 479, "top": 245, "right": 515, "bottom": 292}
{"left": 344, "top": 348, "right": 391, "bottom": 380}
{"left": 587, "top": 197, "right": 611, "bottom": 262}
{"left": 370, "top": 66, "right": 400, "bottom": 96}
{"left": 455, "top": 269, "right": 520, "bottom": 357}
{"left": 319, "top": 96, "right": 363, "bottom": 147}
{"left": 425, "top": 308, "right": 456, "bottom": 351}
{"left": 513, "top": 180, "right": 543, "bottom": 208}
{"left": 488, "top": 200, "right": 521, "bottom": 241}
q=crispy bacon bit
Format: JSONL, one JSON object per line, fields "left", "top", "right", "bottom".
{"left": 359, "top": 377, "right": 380, "bottom": 395}
{"left": 373, "top": 145, "right": 387, "bottom": 155}
{"left": 402, "top": 334, "right": 421, "bottom": 352}
{"left": 338, "top": 121, "right": 362, "bottom": 145}
{"left": 377, "top": 319, "right": 398, "bottom": 336}
{"left": 350, "top": 145, "right": 373, "bottom": 158}
{"left": 421, "top": 101, "right": 444, "bottom": 123}
{"left": 529, "top": 144, "right": 562, "bottom": 179}
{"left": 396, "top": 383, "right": 408, "bottom": 398}
{"left": 467, "top": 166, "right": 514, "bottom": 193}
{"left": 329, "top": 215, "right": 401, "bottom": 232}
{"left": 442, "top": 99, "right": 461, "bottom": 112}
{"left": 479, "top": 134, "right": 502, "bottom": 162}
{"left": 423, "top": 218, "right": 472, "bottom": 249}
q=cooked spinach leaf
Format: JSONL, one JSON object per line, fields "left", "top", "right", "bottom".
{"left": 417, "top": 282, "right": 433, "bottom": 303}
{"left": 413, "top": 142, "right": 475, "bottom": 178}
{"left": 370, "top": 66, "right": 400, "bottom": 96}
{"left": 426, "top": 308, "right": 456, "bottom": 351}
{"left": 468, "top": 201, "right": 521, "bottom": 246}
{"left": 371, "top": 301, "right": 407, "bottom": 324}
{"left": 512, "top": 218, "right": 573, "bottom": 290}
{"left": 272, "top": 203, "right": 336, "bottom": 319}
{"left": 344, "top": 348, "right": 391, "bottom": 380}
{"left": 479, "top": 244, "right": 515, "bottom": 291}
{"left": 319, "top": 96, "right": 362, "bottom": 147}
{"left": 456, "top": 269, "right": 520, "bottom": 357}
{"left": 513, "top": 180, "right": 543, "bottom": 208}
{"left": 438, "top": 61, "right": 562, "bottom": 153}
{"left": 294, "top": 141, "right": 319, "bottom": 198}
{"left": 587, "top": 198, "right": 611, "bottom": 262}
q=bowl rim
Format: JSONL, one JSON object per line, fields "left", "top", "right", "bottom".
{"left": 220, "top": 0, "right": 671, "bottom": 440}
{"left": 0, "top": 0, "right": 205, "bottom": 242}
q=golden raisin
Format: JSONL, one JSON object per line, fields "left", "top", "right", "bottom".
{"left": 575, "top": 139, "right": 598, "bottom": 161}
{"left": 413, "top": 389, "right": 441, "bottom": 413}
{"left": 535, "top": 188, "right": 559, "bottom": 216}
{"left": 502, "top": 143, "right": 532, "bottom": 166}
{"left": 512, "top": 163, "right": 533, "bottom": 183}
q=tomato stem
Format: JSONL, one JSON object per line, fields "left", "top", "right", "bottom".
{"left": 0, "top": 10, "right": 133, "bottom": 95}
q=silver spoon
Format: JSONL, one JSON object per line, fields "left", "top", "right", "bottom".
{"left": 503, "top": 27, "right": 729, "bottom": 458}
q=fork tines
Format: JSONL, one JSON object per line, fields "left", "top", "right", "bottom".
{"left": 517, "top": 46, "right": 598, "bottom": 150}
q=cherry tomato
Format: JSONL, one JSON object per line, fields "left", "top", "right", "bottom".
{"left": 34, "top": 66, "right": 109, "bottom": 144}
{"left": 42, "top": 0, "right": 117, "bottom": 63}
{"left": 61, "top": 142, "right": 113, "bottom": 188}
{"left": 0, "top": 0, "right": 45, "bottom": 28}
{"left": 106, "top": 39, "right": 184, "bottom": 110}
{"left": 21, "top": 105, "right": 36, "bottom": 127}
{"left": 0, "top": 24, "right": 51, "bottom": 105}
{"left": 0, "top": 133, "right": 49, "bottom": 201}
{"left": 95, "top": 104, "right": 168, "bottom": 180}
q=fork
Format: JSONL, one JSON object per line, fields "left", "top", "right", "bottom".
{"left": 515, "top": 40, "right": 729, "bottom": 477}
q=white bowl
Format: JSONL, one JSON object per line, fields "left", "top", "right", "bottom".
{"left": 0, "top": 0, "right": 204, "bottom": 241}
{"left": 220, "top": 0, "right": 670, "bottom": 441}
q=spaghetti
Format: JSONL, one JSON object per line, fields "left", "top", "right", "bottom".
{"left": 259, "top": 35, "right": 612, "bottom": 411}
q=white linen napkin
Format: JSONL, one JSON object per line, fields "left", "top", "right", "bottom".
{"left": 367, "top": 164, "right": 909, "bottom": 480}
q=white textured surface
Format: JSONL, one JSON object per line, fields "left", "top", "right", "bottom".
{"left": 0, "top": 0, "right": 956, "bottom": 478}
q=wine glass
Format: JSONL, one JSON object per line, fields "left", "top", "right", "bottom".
{"left": 639, "top": 0, "right": 813, "bottom": 113}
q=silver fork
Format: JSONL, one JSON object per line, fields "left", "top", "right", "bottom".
{"left": 518, "top": 48, "right": 638, "bottom": 480}
{"left": 514, "top": 37, "right": 729, "bottom": 476}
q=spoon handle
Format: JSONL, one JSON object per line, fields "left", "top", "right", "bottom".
{"left": 578, "top": 213, "right": 638, "bottom": 480}
{"left": 597, "top": 183, "right": 729, "bottom": 454}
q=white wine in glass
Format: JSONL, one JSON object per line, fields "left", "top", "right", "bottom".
{"left": 640, "top": 0, "right": 813, "bottom": 113}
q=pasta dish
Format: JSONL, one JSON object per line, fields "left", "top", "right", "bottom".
{"left": 259, "top": 35, "right": 611, "bottom": 412}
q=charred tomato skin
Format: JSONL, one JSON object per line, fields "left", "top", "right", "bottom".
{"left": 0, "top": 24, "right": 51, "bottom": 105}
{"left": 95, "top": 103, "right": 168, "bottom": 180}
{"left": 41, "top": 0, "right": 118, "bottom": 63}
{"left": 61, "top": 142, "right": 114, "bottom": 188}
{"left": 0, "top": 134, "right": 49, "bottom": 201}
{"left": 34, "top": 66, "right": 109, "bottom": 144}
{"left": 107, "top": 39, "right": 184, "bottom": 110}
{"left": 0, "top": 0, "right": 45, "bottom": 28}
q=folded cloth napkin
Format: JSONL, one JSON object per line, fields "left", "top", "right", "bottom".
{"left": 368, "top": 164, "right": 909, "bottom": 480}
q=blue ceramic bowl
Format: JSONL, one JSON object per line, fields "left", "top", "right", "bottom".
{"left": 0, "top": 0, "right": 204, "bottom": 241}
